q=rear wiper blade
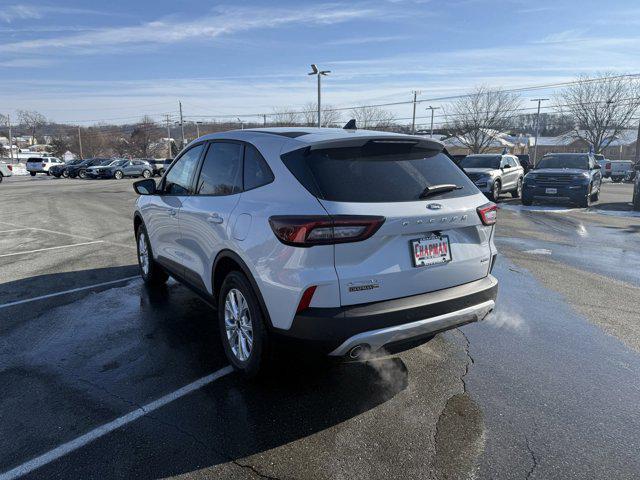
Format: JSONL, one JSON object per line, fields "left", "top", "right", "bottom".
{"left": 419, "top": 184, "right": 462, "bottom": 199}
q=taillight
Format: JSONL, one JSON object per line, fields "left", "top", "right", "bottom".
{"left": 477, "top": 203, "right": 497, "bottom": 226}
{"left": 296, "top": 286, "right": 317, "bottom": 313}
{"left": 7, "top": 165, "right": 12, "bottom": 171}
{"left": 605, "top": 162, "right": 611, "bottom": 169}
{"left": 269, "top": 215, "right": 385, "bottom": 247}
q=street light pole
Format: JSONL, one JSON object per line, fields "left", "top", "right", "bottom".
{"left": 196, "top": 121, "right": 202, "bottom": 138}
{"left": 308, "top": 64, "right": 330, "bottom": 128}
{"left": 7, "top": 114, "right": 13, "bottom": 162}
{"left": 425, "top": 106, "right": 441, "bottom": 138}
{"left": 531, "top": 98, "right": 549, "bottom": 165}
{"left": 178, "top": 100, "right": 185, "bottom": 148}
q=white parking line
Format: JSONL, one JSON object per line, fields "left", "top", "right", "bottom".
{"left": 0, "top": 221, "right": 135, "bottom": 250}
{"left": 0, "top": 366, "right": 234, "bottom": 480}
{"left": 0, "top": 241, "right": 103, "bottom": 259}
{"left": 0, "top": 276, "right": 141, "bottom": 309}
{"left": 0, "top": 228, "right": 33, "bottom": 234}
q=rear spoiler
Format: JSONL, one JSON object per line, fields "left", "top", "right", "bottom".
{"left": 307, "top": 135, "right": 444, "bottom": 152}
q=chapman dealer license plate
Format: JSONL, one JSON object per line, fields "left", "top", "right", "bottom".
{"left": 411, "top": 235, "right": 452, "bottom": 267}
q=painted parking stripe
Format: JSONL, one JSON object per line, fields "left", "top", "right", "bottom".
{"left": 0, "top": 221, "right": 135, "bottom": 250}
{"left": 0, "top": 366, "right": 234, "bottom": 480}
{"left": 0, "top": 228, "right": 33, "bottom": 234}
{"left": 0, "top": 276, "right": 141, "bottom": 309}
{"left": 0, "top": 241, "right": 103, "bottom": 259}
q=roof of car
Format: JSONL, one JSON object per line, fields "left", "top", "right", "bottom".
{"left": 196, "top": 127, "right": 444, "bottom": 151}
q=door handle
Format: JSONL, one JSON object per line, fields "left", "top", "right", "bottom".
{"left": 207, "top": 213, "right": 224, "bottom": 224}
{"left": 168, "top": 208, "right": 177, "bottom": 217}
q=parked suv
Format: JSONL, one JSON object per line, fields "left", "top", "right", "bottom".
{"left": 460, "top": 153, "right": 524, "bottom": 201}
{"left": 132, "top": 128, "right": 498, "bottom": 375}
{"left": 0, "top": 161, "right": 13, "bottom": 182}
{"left": 26, "top": 156, "right": 63, "bottom": 176}
{"left": 522, "top": 152, "right": 602, "bottom": 207}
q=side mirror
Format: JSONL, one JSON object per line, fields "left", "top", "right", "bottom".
{"left": 133, "top": 178, "right": 157, "bottom": 195}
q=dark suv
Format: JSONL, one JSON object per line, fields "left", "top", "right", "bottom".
{"left": 522, "top": 153, "right": 602, "bottom": 207}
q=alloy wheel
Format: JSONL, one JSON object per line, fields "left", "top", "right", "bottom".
{"left": 224, "top": 288, "right": 253, "bottom": 362}
{"left": 138, "top": 232, "right": 149, "bottom": 276}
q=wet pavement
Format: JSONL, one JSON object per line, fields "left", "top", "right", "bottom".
{"left": 1, "top": 176, "right": 640, "bottom": 479}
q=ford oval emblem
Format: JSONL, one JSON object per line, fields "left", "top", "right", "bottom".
{"left": 426, "top": 203, "right": 443, "bottom": 210}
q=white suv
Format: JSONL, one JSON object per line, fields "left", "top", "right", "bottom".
{"left": 26, "top": 156, "right": 63, "bottom": 176}
{"left": 133, "top": 127, "right": 498, "bottom": 375}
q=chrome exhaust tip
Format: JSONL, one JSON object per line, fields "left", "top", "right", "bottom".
{"left": 348, "top": 345, "right": 366, "bottom": 359}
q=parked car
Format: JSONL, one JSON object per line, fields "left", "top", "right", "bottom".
{"left": 522, "top": 152, "right": 602, "bottom": 207}
{"left": 608, "top": 160, "right": 634, "bottom": 183}
{"left": 25, "top": 156, "right": 63, "bottom": 176}
{"left": 132, "top": 127, "right": 498, "bottom": 376}
{"left": 516, "top": 154, "right": 533, "bottom": 173}
{"left": 450, "top": 154, "right": 466, "bottom": 165}
{"left": 460, "top": 153, "right": 524, "bottom": 201}
{"left": 633, "top": 164, "right": 640, "bottom": 211}
{"left": 65, "top": 158, "right": 111, "bottom": 179}
{"left": 0, "top": 161, "right": 13, "bottom": 182}
{"left": 143, "top": 158, "right": 171, "bottom": 176}
{"left": 50, "top": 159, "right": 80, "bottom": 178}
{"left": 595, "top": 154, "right": 606, "bottom": 177}
{"left": 86, "top": 159, "right": 153, "bottom": 179}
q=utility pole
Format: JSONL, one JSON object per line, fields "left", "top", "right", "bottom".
{"left": 531, "top": 98, "right": 549, "bottom": 166}
{"left": 195, "top": 121, "right": 202, "bottom": 138}
{"left": 425, "top": 106, "right": 441, "bottom": 138}
{"left": 178, "top": 101, "right": 185, "bottom": 148}
{"left": 77, "top": 126, "right": 83, "bottom": 160}
{"left": 164, "top": 114, "right": 172, "bottom": 158}
{"left": 7, "top": 114, "right": 13, "bottom": 162}
{"left": 308, "top": 64, "right": 330, "bottom": 128}
{"left": 263, "top": 114, "right": 267, "bottom": 127}
{"left": 411, "top": 90, "right": 421, "bottom": 134}
{"left": 237, "top": 118, "right": 245, "bottom": 130}
{"left": 634, "top": 118, "right": 640, "bottom": 166}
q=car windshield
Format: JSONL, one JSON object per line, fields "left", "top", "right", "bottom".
{"left": 460, "top": 155, "right": 501, "bottom": 169}
{"left": 109, "top": 159, "right": 128, "bottom": 166}
{"left": 537, "top": 154, "right": 589, "bottom": 170}
{"left": 66, "top": 159, "right": 82, "bottom": 165}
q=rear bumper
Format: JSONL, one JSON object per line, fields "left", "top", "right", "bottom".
{"left": 280, "top": 275, "right": 498, "bottom": 355}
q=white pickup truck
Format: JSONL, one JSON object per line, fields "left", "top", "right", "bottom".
{"left": 604, "top": 160, "right": 634, "bottom": 182}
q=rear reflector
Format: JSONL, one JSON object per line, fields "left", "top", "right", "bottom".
{"left": 7, "top": 164, "right": 12, "bottom": 171}
{"left": 269, "top": 215, "right": 385, "bottom": 247}
{"left": 296, "top": 286, "right": 317, "bottom": 313}
{"left": 477, "top": 203, "right": 497, "bottom": 226}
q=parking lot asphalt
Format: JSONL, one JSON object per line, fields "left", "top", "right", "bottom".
{"left": 1, "top": 175, "right": 640, "bottom": 480}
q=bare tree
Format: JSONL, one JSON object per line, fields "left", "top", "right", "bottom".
{"left": 48, "top": 136, "right": 71, "bottom": 157}
{"left": 555, "top": 73, "right": 640, "bottom": 153}
{"left": 301, "top": 102, "right": 342, "bottom": 127}
{"left": 128, "top": 116, "right": 160, "bottom": 158}
{"left": 348, "top": 105, "right": 396, "bottom": 130}
{"left": 445, "top": 86, "right": 521, "bottom": 153}
{"left": 17, "top": 110, "right": 46, "bottom": 143}
{"left": 270, "top": 108, "right": 301, "bottom": 127}
{"left": 70, "top": 127, "right": 109, "bottom": 158}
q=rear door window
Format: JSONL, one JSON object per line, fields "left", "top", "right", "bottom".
{"left": 281, "top": 142, "right": 476, "bottom": 202}
{"left": 243, "top": 145, "right": 274, "bottom": 191}
{"left": 195, "top": 142, "right": 243, "bottom": 196}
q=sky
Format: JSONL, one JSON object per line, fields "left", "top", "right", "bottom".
{"left": 1, "top": 0, "right": 640, "bottom": 127}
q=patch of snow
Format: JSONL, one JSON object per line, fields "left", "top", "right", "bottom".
{"left": 523, "top": 248, "right": 552, "bottom": 255}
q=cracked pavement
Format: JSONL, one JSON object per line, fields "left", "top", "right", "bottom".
{"left": 2, "top": 177, "right": 640, "bottom": 479}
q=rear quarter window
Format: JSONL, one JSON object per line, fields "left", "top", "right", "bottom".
{"left": 281, "top": 142, "right": 477, "bottom": 203}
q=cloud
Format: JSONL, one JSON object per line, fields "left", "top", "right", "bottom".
{"left": 0, "top": 3, "right": 387, "bottom": 54}
{"left": 0, "top": 4, "right": 116, "bottom": 23}
{"left": 326, "top": 34, "right": 412, "bottom": 46}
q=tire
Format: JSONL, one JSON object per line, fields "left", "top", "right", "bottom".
{"left": 218, "top": 270, "right": 270, "bottom": 377}
{"left": 78, "top": 169, "right": 87, "bottom": 179}
{"left": 522, "top": 196, "right": 533, "bottom": 206}
{"left": 136, "top": 224, "right": 168, "bottom": 286}
{"left": 488, "top": 180, "right": 501, "bottom": 202}
{"left": 578, "top": 186, "right": 592, "bottom": 208}
{"left": 46, "top": 171, "right": 51, "bottom": 176}
{"left": 612, "top": 177, "right": 622, "bottom": 183}
{"left": 142, "top": 169, "right": 152, "bottom": 179}
{"left": 510, "top": 177, "right": 523, "bottom": 198}
{"left": 590, "top": 190, "right": 599, "bottom": 203}
{"left": 0, "top": 173, "right": 3, "bottom": 183}
{"left": 114, "top": 170, "right": 124, "bottom": 180}
{"left": 30, "top": 171, "right": 36, "bottom": 177}
{"left": 62, "top": 170, "right": 69, "bottom": 178}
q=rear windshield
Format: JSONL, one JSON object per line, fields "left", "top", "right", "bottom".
{"left": 537, "top": 154, "right": 588, "bottom": 170}
{"left": 27, "top": 158, "right": 42, "bottom": 162}
{"left": 281, "top": 142, "right": 476, "bottom": 202}
{"left": 460, "top": 155, "right": 501, "bottom": 169}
